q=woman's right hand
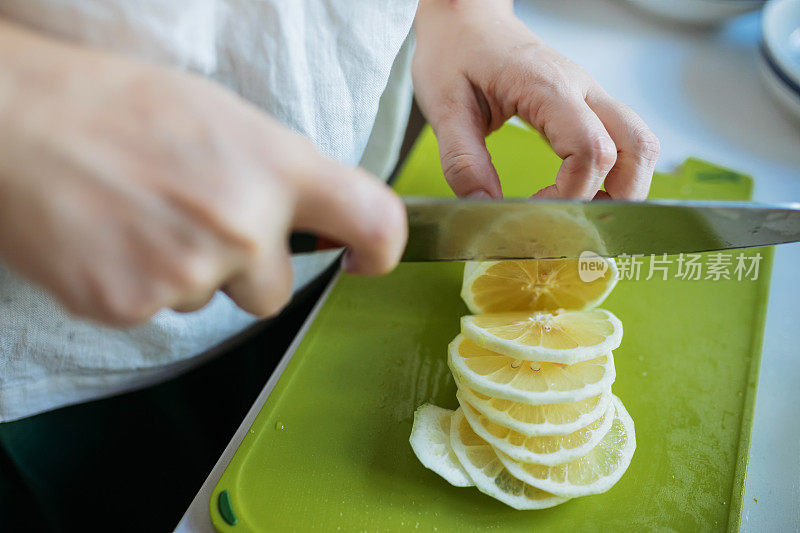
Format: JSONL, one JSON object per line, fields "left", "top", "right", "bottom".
{"left": 0, "top": 21, "right": 406, "bottom": 325}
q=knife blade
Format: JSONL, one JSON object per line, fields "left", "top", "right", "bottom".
{"left": 400, "top": 197, "right": 800, "bottom": 261}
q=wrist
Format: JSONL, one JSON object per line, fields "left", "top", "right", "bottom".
{"left": 417, "top": 0, "right": 514, "bottom": 13}
{"left": 416, "top": 0, "right": 515, "bottom": 26}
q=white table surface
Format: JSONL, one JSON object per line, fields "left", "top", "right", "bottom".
{"left": 176, "top": 1, "right": 800, "bottom": 530}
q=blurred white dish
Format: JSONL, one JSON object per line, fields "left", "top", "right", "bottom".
{"left": 623, "top": 0, "right": 765, "bottom": 24}
{"left": 759, "top": 0, "right": 800, "bottom": 121}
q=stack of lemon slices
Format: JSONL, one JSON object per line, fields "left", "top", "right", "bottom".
{"left": 410, "top": 259, "right": 636, "bottom": 510}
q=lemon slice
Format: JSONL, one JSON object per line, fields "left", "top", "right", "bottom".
{"left": 447, "top": 335, "right": 615, "bottom": 404}
{"left": 448, "top": 408, "right": 568, "bottom": 510}
{"left": 409, "top": 404, "right": 473, "bottom": 487}
{"left": 496, "top": 396, "right": 636, "bottom": 498}
{"left": 461, "top": 259, "right": 618, "bottom": 315}
{"left": 456, "top": 384, "right": 612, "bottom": 437}
{"left": 458, "top": 399, "right": 615, "bottom": 466}
{"left": 457, "top": 205, "right": 608, "bottom": 264}
{"left": 461, "top": 309, "right": 622, "bottom": 364}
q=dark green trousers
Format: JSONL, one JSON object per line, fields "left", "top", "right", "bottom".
{"left": 0, "top": 266, "right": 335, "bottom": 533}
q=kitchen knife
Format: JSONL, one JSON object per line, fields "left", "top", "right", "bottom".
{"left": 291, "top": 198, "right": 800, "bottom": 262}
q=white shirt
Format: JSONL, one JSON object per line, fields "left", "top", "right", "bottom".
{"left": 0, "top": 0, "right": 418, "bottom": 422}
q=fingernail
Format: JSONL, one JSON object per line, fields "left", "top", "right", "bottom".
{"left": 466, "top": 190, "right": 492, "bottom": 200}
{"left": 342, "top": 250, "right": 356, "bottom": 273}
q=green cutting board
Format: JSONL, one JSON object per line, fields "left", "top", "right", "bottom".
{"left": 210, "top": 124, "right": 772, "bottom": 532}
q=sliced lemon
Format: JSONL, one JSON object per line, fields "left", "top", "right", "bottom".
{"left": 458, "top": 399, "right": 615, "bottom": 466}
{"left": 461, "top": 259, "right": 618, "bottom": 315}
{"left": 461, "top": 309, "right": 622, "bottom": 364}
{"left": 456, "top": 385, "right": 612, "bottom": 437}
{"left": 457, "top": 205, "right": 608, "bottom": 263}
{"left": 409, "top": 404, "right": 473, "bottom": 487}
{"left": 497, "top": 395, "right": 636, "bottom": 498}
{"left": 447, "top": 335, "right": 615, "bottom": 404}
{"left": 448, "top": 408, "right": 568, "bottom": 510}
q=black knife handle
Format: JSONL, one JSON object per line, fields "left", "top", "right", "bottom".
{"left": 289, "top": 232, "right": 343, "bottom": 254}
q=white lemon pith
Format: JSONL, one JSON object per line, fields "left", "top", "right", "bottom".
{"left": 461, "top": 309, "right": 623, "bottom": 364}
{"left": 456, "top": 384, "right": 613, "bottom": 437}
{"left": 449, "top": 408, "right": 568, "bottom": 510}
{"left": 496, "top": 396, "right": 636, "bottom": 498}
{"left": 458, "top": 399, "right": 616, "bottom": 466}
{"left": 448, "top": 335, "right": 615, "bottom": 404}
{"left": 409, "top": 404, "right": 473, "bottom": 487}
{"left": 410, "top": 259, "right": 635, "bottom": 510}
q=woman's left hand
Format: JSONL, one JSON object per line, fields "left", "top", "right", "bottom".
{"left": 412, "top": 0, "right": 660, "bottom": 200}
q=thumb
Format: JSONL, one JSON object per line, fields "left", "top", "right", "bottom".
{"left": 433, "top": 112, "right": 502, "bottom": 199}
{"left": 292, "top": 157, "right": 407, "bottom": 277}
